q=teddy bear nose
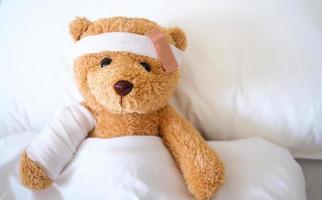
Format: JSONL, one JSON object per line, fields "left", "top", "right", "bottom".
{"left": 113, "top": 80, "right": 133, "bottom": 96}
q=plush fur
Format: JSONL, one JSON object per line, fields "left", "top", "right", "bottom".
{"left": 20, "top": 153, "right": 52, "bottom": 190}
{"left": 20, "top": 17, "right": 224, "bottom": 200}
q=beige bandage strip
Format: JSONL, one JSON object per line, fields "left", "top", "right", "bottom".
{"left": 145, "top": 29, "right": 179, "bottom": 73}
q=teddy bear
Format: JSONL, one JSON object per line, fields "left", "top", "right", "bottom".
{"left": 19, "top": 16, "right": 224, "bottom": 200}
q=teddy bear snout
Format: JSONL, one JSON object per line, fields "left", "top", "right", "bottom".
{"left": 113, "top": 80, "right": 133, "bottom": 96}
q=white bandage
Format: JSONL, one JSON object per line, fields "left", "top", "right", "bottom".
{"left": 26, "top": 104, "right": 95, "bottom": 180}
{"left": 72, "top": 32, "right": 184, "bottom": 66}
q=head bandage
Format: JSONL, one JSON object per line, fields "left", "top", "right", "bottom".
{"left": 73, "top": 30, "right": 184, "bottom": 73}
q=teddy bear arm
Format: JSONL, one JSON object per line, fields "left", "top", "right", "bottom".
{"left": 19, "top": 104, "right": 95, "bottom": 190}
{"left": 160, "top": 106, "right": 225, "bottom": 200}
{"left": 19, "top": 152, "right": 53, "bottom": 190}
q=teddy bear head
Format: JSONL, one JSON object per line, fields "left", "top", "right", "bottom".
{"left": 69, "top": 17, "right": 187, "bottom": 114}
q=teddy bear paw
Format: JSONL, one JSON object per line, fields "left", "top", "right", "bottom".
{"left": 19, "top": 152, "right": 52, "bottom": 190}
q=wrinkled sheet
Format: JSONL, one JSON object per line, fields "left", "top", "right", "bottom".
{"left": 0, "top": 132, "right": 306, "bottom": 200}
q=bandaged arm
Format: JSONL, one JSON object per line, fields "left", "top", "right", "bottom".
{"left": 25, "top": 104, "right": 95, "bottom": 180}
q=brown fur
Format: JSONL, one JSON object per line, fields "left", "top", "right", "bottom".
{"left": 88, "top": 107, "right": 161, "bottom": 138}
{"left": 74, "top": 51, "right": 179, "bottom": 114}
{"left": 20, "top": 152, "right": 52, "bottom": 190}
{"left": 160, "top": 106, "right": 224, "bottom": 200}
{"left": 20, "top": 16, "right": 224, "bottom": 200}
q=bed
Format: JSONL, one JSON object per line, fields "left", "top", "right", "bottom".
{"left": 1, "top": 0, "right": 321, "bottom": 199}
{"left": 1, "top": 132, "right": 306, "bottom": 200}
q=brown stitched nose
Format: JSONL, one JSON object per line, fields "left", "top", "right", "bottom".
{"left": 113, "top": 80, "right": 133, "bottom": 96}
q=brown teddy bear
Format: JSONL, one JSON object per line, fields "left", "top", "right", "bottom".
{"left": 20, "top": 16, "right": 224, "bottom": 200}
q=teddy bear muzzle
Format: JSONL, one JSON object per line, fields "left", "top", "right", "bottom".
{"left": 113, "top": 80, "right": 133, "bottom": 96}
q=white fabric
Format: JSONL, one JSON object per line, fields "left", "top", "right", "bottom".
{"left": 0, "top": 1, "right": 322, "bottom": 159}
{"left": 0, "top": 135, "right": 306, "bottom": 200}
{"left": 71, "top": 32, "right": 184, "bottom": 66}
{"left": 26, "top": 105, "right": 95, "bottom": 179}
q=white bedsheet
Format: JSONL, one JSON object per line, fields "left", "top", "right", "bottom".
{"left": 0, "top": 132, "right": 306, "bottom": 200}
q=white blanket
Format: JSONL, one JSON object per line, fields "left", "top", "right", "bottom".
{"left": 0, "top": 133, "right": 306, "bottom": 200}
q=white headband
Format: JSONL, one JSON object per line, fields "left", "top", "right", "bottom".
{"left": 72, "top": 32, "right": 184, "bottom": 66}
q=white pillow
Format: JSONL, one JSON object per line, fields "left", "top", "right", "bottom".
{"left": 0, "top": 0, "right": 321, "bottom": 159}
{"left": 171, "top": 0, "right": 322, "bottom": 159}
{"left": 1, "top": 134, "right": 306, "bottom": 200}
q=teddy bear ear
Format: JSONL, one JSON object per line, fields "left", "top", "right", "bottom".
{"left": 167, "top": 27, "right": 187, "bottom": 51}
{"left": 69, "top": 17, "right": 91, "bottom": 41}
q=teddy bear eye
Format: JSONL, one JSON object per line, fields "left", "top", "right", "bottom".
{"left": 140, "top": 62, "right": 151, "bottom": 72}
{"left": 100, "top": 57, "right": 112, "bottom": 68}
